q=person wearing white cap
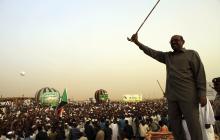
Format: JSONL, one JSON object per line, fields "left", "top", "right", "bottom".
{"left": 6, "top": 131, "right": 15, "bottom": 140}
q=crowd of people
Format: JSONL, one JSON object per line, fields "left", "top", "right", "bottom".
{"left": 0, "top": 98, "right": 169, "bottom": 140}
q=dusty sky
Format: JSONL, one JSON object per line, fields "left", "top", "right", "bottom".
{"left": 0, "top": 0, "right": 219, "bottom": 100}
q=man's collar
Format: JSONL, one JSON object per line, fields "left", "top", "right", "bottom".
{"left": 173, "top": 48, "right": 186, "bottom": 53}
{"left": 180, "top": 48, "right": 186, "bottom": 52}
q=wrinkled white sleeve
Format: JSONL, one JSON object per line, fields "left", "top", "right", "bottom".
{"left": 200, "top": 99, "right": 215, "bottom": 125}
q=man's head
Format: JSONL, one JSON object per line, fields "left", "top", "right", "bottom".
{"left": 212, "top": 77, "right": 220, "bottom": 93}
{"left": 170, "top": 35, "right": 185, "bottom": 52}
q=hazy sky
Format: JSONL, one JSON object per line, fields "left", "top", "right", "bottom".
{"left": 0, "top": 0, "right": 219, "bottom": 100}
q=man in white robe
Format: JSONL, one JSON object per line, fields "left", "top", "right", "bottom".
{"left": 199, "top": 98, "right": 215, "bottom": 140}
{"left": 182, "top": 98, "right": 215, "bottom": 140}
{"left": 110, "top": 120, "right": 119, "bottom": 140}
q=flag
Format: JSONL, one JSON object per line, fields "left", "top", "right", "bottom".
{"left": 56, "top": 88, "right": 68, "bottom": 117}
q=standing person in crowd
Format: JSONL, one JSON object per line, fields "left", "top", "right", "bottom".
{"left": 55, "top": 125, "right": 66, "bottom": 140}
{"left": 64, "top": 123, "right": 70, "bottom": 140}
{"left": 213, "top": 77, "right": 220, "bottom": 138}
{"left": 36, "top": 126, "right": 48, "bottom": 140}
{"left": 123, "top": 120, "right": 133, "bottom": 140}
{"left": 133, "top": 116, "right": 141, "bottom": 139}
{"left": 69, "top": 122, "right": 81, "bottom": 140}
{"left": 128, "top": 33, "right": 207, "bottom": 140}
{"left": 139, "top": 120, "right": 149, "bottom": 140}
{"left": 118, "top": 115, "right": 126, "bottom": 140}
{"left": 84, "top": 120, "right": 95, "bottom": 140}
{"left": 110, "top": 119, "right": 119, "bottom": 140}
{"left": 104, "top": 121, "right": 112, "bottom": 140}
{"left": 99, "top": 118, "right": 106, "bottom": 130}
{"left": 149, "top": 118, "right": 160, "bottom": 132}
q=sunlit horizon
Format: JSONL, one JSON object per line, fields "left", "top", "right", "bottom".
{"left": 0, "top": 0, "right": 219, "bottom": 100}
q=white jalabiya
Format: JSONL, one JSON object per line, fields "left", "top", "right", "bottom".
{"left": 199, "top": 98, "right": 215, "bottom": 140}
{"left": 110, "top": 123, "right": 119, "bottom": 140}
{"left": 182, "top": 99, "right": 215, "bottom": 140}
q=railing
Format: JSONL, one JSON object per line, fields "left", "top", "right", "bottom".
{"left": 146, "top": 131, "right": 174, "bottom": 140}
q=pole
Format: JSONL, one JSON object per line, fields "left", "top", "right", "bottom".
{"left": 127, "top": 0, "right": 161, "bottom": 41}
{"left": 157, "top": 80, "right": 165, "bottom": 95}
{"left": 136, "top": 0, "right": 160, "bottom": 34}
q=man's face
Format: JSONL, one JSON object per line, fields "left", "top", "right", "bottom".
{"left": 170, "top": 35, "right": 184, "bottom": 52}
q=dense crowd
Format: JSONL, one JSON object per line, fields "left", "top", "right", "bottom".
{"left": 0, "top": 98, "right": 168, "bottom": 140}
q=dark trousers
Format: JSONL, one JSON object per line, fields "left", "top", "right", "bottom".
{"left": 168, "top": 100, "right": 203, "bottom": 140}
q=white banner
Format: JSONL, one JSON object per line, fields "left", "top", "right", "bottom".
{"left": 123, "top": 94, "right": 142, "bottom": 102}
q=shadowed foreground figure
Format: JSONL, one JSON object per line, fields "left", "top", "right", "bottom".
{"left": 128, "top": 33, "right": 207, "bottom": 140}
{"left": 212, "top": 77, "right": 220, "bottom": 138}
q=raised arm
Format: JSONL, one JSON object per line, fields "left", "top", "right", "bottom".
{"left": 128, "top": 34, "right": 166, "bottom": 64}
